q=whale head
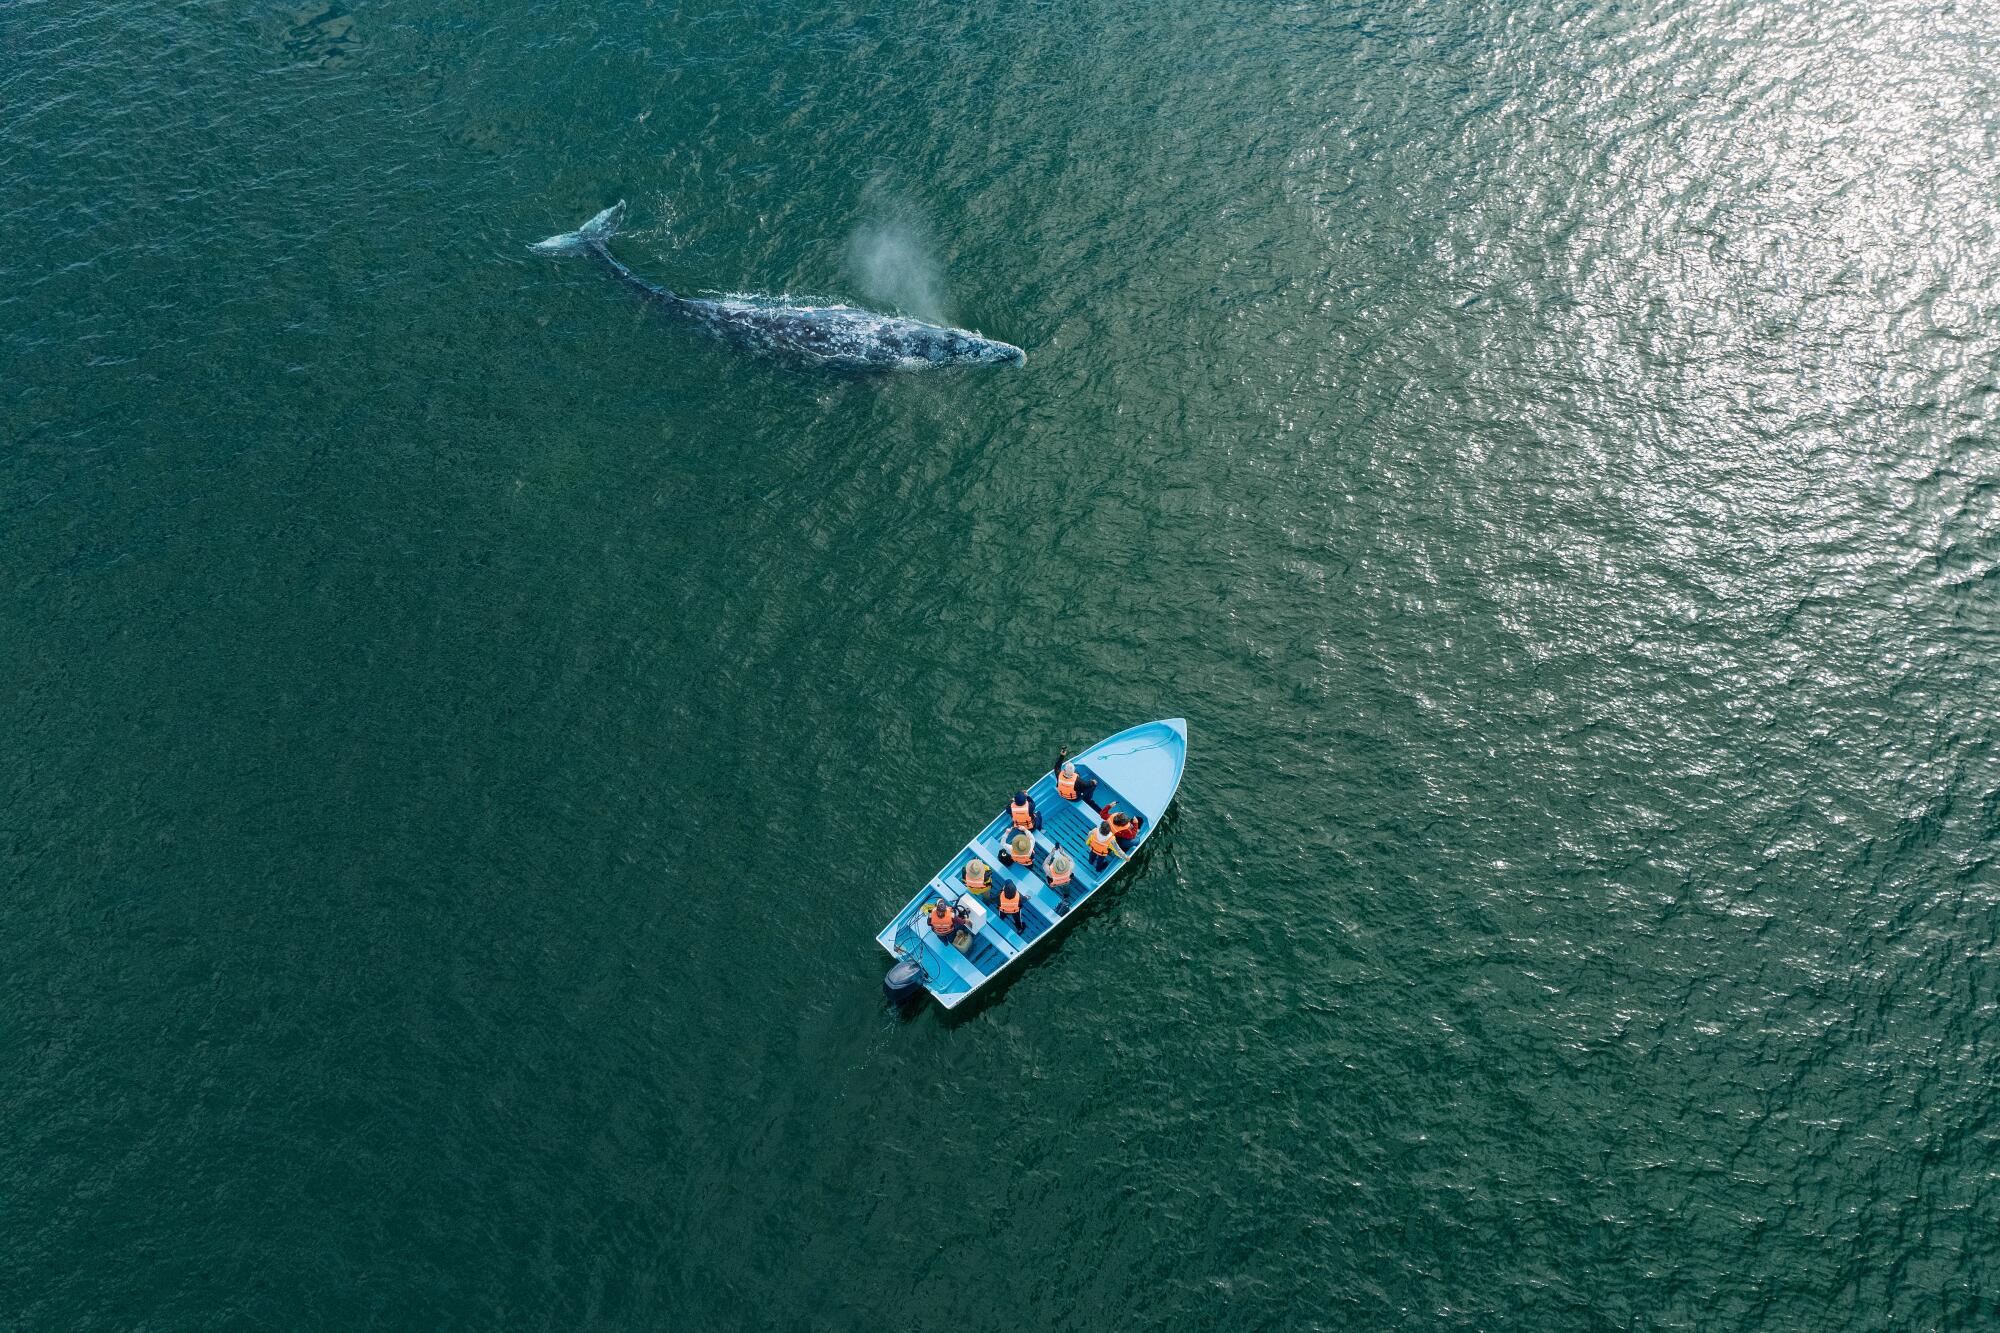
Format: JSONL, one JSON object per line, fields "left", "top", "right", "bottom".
{"left": 942, "top": 331, "right": 1026, "bottom": 367}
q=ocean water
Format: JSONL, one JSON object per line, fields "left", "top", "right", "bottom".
{"left": 4, "top": 1, "right": 1996, "bottom": 1328}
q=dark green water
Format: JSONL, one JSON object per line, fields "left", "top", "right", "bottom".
{"left": 5, "top": 1, "right": 1997, "bottom": 1327}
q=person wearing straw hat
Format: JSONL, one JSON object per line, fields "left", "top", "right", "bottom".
{"left": 1044, "top": 844, "right": 1077, "bottom": 899}
{"left": 997, "top": 825, "right": 1035, "bottom": 870}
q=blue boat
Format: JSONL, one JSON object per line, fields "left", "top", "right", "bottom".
{"left": 877, "top": 718, "right": 1188, "bottom": 1009}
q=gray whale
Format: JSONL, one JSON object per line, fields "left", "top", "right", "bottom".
{"left": 531, "top": 202, "right": 1025, "bottom": 371}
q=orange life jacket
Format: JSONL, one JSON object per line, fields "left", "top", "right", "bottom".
{"left": 1008, "top": 834, "right": 1034, "bottom": 863}
{"left": 1047, "top": 859, "right": 1073, "bottom": 887}
{"left": 999, "top": 886, "right": 1021, "bottom": 914}
{"left": 964, "top": 861, "right": 989, "bottom": 891}
{"left": 1056, "top": 769, "right": 1078, "bottom": 799}
{"left": 1010, "top": 798, "right": 1033, "bottom": 829}
{"left": 929, "top": 903, "right": 956, "bottom": 936}
{"left": 1087, "top": 826, "right": 1114, "bottom": 855}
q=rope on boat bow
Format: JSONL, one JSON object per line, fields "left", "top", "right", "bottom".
{"left": 1080, "top": 736, "right": 1180, "bottom": 762}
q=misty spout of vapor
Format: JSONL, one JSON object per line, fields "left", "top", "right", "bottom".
{"left": 848, "top": 218, "right": 948, "bottom": 325}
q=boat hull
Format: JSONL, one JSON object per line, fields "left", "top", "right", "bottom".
{"left": 875, "top": 718, "right": 1188, "bottom": 1009}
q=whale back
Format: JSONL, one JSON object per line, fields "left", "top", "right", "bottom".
{"left": 680, "top": 297, "right": 1024, "bottom": 370}
{"left": 533, "top": 202, "right": 1024, "bottom": 371}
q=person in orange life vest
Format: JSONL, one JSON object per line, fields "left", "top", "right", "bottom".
{"left": 1044, "top": 844, "right": 1077, "bottom": 899}
{"left": 1054, "top": 763, "right": 1101, "bottom": 804}
{"left": 996, "top": 882, "right": 1025, "bottom": 932}
{"left": 996, "top": 826, "right": 1035, "bottom": 869}
{"left": 1007, "top": 789, "right": 1042, "bottom": 832}
{"left": 1053, "top": 748, "right": 1099, "bottom": 804}
{"left": 1085, "top": 819, "right": 1130, "bottom": 873}
{"left": 927, "top": 899, "right": 962, "bottom": 938}
{"left": 1106, "top": 806, "right": 1144, "bottom": 846}
{"left": 962, "top": 858, "right": 995, "bottom": 898}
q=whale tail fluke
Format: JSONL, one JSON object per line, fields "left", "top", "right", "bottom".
{"left": 529, "top": 200, "right": 627, "bottom": 256}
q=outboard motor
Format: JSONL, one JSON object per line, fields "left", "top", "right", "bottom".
{"left": 883, "top": 958, "right": 926, "bottom": 1007}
